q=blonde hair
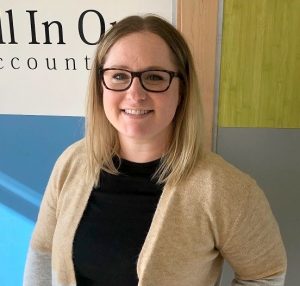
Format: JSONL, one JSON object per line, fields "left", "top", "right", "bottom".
{"left": 85, "top": 15, "right": 204, "bottom": 187}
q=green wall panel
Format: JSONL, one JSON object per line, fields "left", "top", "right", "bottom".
{"left": 218, "top": 0, "right": 300, "bottom": 128}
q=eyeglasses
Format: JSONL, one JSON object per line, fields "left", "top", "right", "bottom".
{"left": 99, "top": 68, "right": 181, "bottom": 92}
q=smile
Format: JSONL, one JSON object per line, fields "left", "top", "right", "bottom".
{"left": 123, "top": 109, "right": 152, "bottom": 115}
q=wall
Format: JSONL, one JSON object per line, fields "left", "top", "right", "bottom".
{"left": 177, "top": 0, "right": 219, "bottom": 151}
{"left": 0, "top": 115, "right": 84, "bottom": 285}
{"left": 216, "top": 1, "right": 300, "bottom": 285}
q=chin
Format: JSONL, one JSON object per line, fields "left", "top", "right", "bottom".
{"left": 124, "top": 132, "right": 152, "bottom": 140}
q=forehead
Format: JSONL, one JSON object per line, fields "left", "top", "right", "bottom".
{"left": 103, "top": 31, "right": 176, "bottom": 69}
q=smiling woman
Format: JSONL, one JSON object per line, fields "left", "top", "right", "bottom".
{"left": 101, "top": 31, "right": 181, "bottom": 163}
{"left": 23, "top": 15, "right": 287, "bottom": 286}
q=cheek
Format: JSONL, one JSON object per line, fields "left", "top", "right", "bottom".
{"left": 103, "top": 91, "right": 120, "bottom": 119}
{"left": 163, "top": 88, "right": 180, "bottom": 119}
{"left": 103, "top": 89, "right": 120, "bottom": 105}
{"left": 102, "top": 91, "right": 109, "bottom": 109}
{"left": 168, "top": 99, "right": 179, "bottom": 123}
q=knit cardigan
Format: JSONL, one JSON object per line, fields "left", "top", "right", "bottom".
{"left": 23, "top": 140, "right": 287, "bottom": 286}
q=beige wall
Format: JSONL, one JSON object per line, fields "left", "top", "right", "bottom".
{"left": 177, "top": 0, "right": 219, "bottom": 151}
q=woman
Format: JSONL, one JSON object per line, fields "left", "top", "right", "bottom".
{"left": 24, "top": 15, "right": 287, "bottom": 286}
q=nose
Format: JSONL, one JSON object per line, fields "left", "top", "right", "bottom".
{"left": 126, "top": 77, "right": 147, "bottom": 101}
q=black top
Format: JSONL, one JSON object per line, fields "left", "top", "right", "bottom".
{"left": 73, "top": 158, "right": 163, "bottom": 286}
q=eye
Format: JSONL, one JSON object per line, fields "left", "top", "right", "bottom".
{"left": 111, "top": 72, "right": 130, "bottom": 81}
{"left": 144, "top": 72, "right": 165, "bottom": 81}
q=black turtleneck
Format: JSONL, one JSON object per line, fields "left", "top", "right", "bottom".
{"left": 73, "top": 158, "right": 163, "bottom": 286}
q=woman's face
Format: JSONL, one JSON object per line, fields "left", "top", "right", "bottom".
{"left": 102, "top": 31, "right": 180, "bottom": 146}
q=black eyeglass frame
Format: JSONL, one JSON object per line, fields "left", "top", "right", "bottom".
{"left": 99, "top": 68, "right": 182, "bottom": 93}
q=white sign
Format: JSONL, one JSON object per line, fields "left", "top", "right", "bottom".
{"left": 0, "top": 0, "right": 174, "bottom": 116}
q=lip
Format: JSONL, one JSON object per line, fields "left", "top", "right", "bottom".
{"left": 121, "top": 109, "right": 153, "bottom": 117}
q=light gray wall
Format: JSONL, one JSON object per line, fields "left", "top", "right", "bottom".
{"left": 216, "top": 127, "right": 300, "bottom": 286}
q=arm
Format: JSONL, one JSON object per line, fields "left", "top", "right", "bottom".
{"left": 232, "top": 272, "right": 286, "bottom": 286}
{"left": 219, "top": 184, "right": 287, "bottom": 286}
{"left": 23, "top": 158, "right": 61, "bottom": 286}
{"left": 23, "top": 250, "right": 52, "bottom": 286}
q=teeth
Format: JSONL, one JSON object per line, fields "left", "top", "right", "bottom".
{"left": 124, "top": 109, "right": 151, "bottom": 115}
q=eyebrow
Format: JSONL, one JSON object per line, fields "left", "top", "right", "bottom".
{"left": 104, "top": 64, "right": 172, "bottom": 71}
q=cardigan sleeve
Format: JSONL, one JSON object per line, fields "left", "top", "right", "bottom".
{"left": 232, "top": 272, "right": 286, "bottom": 286}
{"left": 23, "top": 151, "right": 66, "bottom": 286}
{"left": 219, "top": 183, "right": 287, "bottom": 283}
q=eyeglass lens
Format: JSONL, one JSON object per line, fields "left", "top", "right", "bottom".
{"left": 102, "top": 69, "right": 173, "bottom": 92}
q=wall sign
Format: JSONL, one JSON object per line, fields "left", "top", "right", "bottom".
{"left": 0, "top": 0, "right": 173, "bottom": 116}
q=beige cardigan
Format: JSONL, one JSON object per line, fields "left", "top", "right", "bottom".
{"left": 23, "top": 140, "right": 287, "bottom": 286}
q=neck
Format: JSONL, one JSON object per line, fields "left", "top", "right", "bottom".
{"left": 118, "top": 134, "right": 170, "bottom": 163}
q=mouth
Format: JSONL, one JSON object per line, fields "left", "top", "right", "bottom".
{"left": 122, "top": 109, "right": 153, "bottom": 115}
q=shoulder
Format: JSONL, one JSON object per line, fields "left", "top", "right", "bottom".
{"left": 55, "top": 139, "right": 86, "bottom": 168}
{"left": 49, "top": 139, "right": 88, "bottom": 188}
{"left": 190, "top": 152, "right": 255, "bottom": 191}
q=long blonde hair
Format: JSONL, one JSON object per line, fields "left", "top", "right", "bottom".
{"left": 85, "top": 15, "right": 204, "bottom": 187}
